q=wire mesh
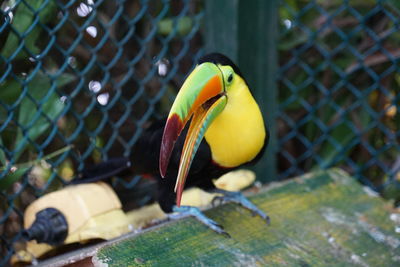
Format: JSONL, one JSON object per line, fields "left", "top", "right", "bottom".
{"left": 278, "top": 0, "right": 400, "bottom": 196}
{"left": 1, "top": 0, "right": 400, "bottom": 265}
{"left": 0, "top": 0, "right": 204, "bottom": 264}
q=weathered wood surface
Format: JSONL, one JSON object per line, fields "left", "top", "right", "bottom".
{"left": 94, "top": 169, "right": 400, "bottom": 266}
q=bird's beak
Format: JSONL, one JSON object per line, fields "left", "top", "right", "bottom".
{"left": 159, "top": 62, "right": 227, "bottom": 206}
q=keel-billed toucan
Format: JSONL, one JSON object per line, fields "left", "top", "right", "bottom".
{"left": 78, "top": 53, "right": 269, "bottom": 235}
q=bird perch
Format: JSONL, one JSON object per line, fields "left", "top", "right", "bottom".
{"left": 92, "top": 168, "right": 400, "bottom": 266}
{"left": 34, "top": 168, "right": 400, "bottom": 266}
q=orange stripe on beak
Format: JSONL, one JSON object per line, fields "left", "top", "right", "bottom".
{"left": 192, "top": 75, "right": 222, "bottom": 111}
{"left": 159, "top": 63, "right": 223, "bottom": 178}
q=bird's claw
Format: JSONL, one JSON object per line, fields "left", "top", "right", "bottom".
{"left": 212, "top": 190, "right": 270, "bottom": 225}
{"left": 211, "top": 196, "right": 226, "bottom": 207}
{"left": 172, "top": 205, "right": 230, "bottom": 237}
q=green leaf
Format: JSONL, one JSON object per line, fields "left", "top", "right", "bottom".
{"left": 158, "top": 17, "right": 193, "bottom": 36}
{"left": 0, "top": 72, "right": 73, "bottom": 105}
{"left": 1, "top": 0, "right": 57, "bottom": 59}
{"left": 0, "top": 167, "right": 30, "bottom": 191}
{"left": 318, "top": 122, "right": 355, "bottom": 168}
{"left": 0, "top": 78, "right": 22, "bottom": 123}
{"left": 14, "top": 71, "right": 64, "bottom": 160}
{"left": 0, "top": 72, "right": 72, "bottom": 159}
{"left": 278, "top": 30, "right": 309, "bottom": 50}
{"left": 0, "top": 72, "right": 73, "bottom": 155}
{"left": 279, "top": 72, "right": 312, "bottom": 110}
{"left": 317, "top": 105, "right": 372, "bottom": 169}
{"left": 0, "top": 78, "right": 23, "bottom": 104}
{"left": 56, "top": 73, "right": 76, "bottom": 87}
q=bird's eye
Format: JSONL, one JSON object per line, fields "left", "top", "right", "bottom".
{"left": 227, "top": 74, "right": 233, "bottom": 83}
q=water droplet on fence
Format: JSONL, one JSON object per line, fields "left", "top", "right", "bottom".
{"left": 97, "top": 93, "right": 109, "bottom": 105}
{"left": 89, "top": 80, "right": 102, "bottom": 93}
{"left": 67, "top": 56, "right": 77, "bottom": 68}
{"left": 4, "top": 7, "right": 13, "bottom": 22}
{"left": 77, "top": 3, "right": 93, "bottom": 17}
{"left": 86, "top": 26, "right": 97, "bottom": 38}
{"left": 283, "top": 19, "right": 292, "bottom": 29}
{"left": 155, "top": 58, "right": 170, "bottom": 76}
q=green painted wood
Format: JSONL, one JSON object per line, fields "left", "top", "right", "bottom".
{"left": 237, "top": 0, "right": 278, "bottom": 183}
{"left": 94, "top": 169, "right": 400, "bottom": 266}
{"left": 204, "top": 0, "right": 278, "bottom": 182}
{"left": 204, "top": 0, "right": 239, "bottom": 61}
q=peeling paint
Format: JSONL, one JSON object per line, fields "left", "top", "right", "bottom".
{"left": 284, "top": 239, "right": 313, "bottom": 258}
{"left": 351, "top": 254, "right": 369, "bottom": 267}
{"left": 322, "top": 208, "right": 400, "bottom": 249}
{"left": 321, "top": 208, "right": 348, "bottom": 225}
{"left": 321, "top": 208, "right": 359, "bottom": 235}
{"left": 191, "top": 260, "right": 208, "bottom": 267}
{"left": 357, "top": 218, "right": 400, "bottom": 249}
{"left": 362, "top": 186, "right": 379, "bottom": 197}
{"left": 322, "top": 208, "right": 400, "bottom": 250}
{"left": 286, "top": 251, "right": 301, "bottom": 260}
{"left": 330, "top": 169, "right": 352, "bottom": 186}
{"left": 392, "top": 255, "right": 400, "bottom": 262}
{"left": 92, "top": 254, "right": 110, "bottom": 267}
{"left": 217, "top": 244, "right": 264, "bottom": 267}
{"left": 321, "top": 231, "right": 369, "bottom": 267}
{"left": 390, "top": 213, "right": 400, "bottom": 224}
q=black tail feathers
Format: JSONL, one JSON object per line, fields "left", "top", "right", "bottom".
{"left": 71, "top": 157, "right": 132, "bottom": 184}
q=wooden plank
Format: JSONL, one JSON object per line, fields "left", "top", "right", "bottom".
{"left": 204, "top": 0, "right": 279, "bottom": 183}
{"left": 93, "top": 169, "right": 400, "bottom": 266}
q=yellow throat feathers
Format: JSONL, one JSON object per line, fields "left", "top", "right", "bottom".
{"left": 204, "top": 75, "right": 266, "bottom": 168}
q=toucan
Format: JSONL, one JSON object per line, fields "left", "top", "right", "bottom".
{"left": 77, "top": 53, "right": 269, "bottom": 236}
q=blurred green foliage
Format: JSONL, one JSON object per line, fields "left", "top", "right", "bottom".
{"left": 0, "top": 0, "right": 204, "bottom": 263}
{"left": 1, "top": 0, "right": 56, "bottom": 59}
{"left": 0, "top": 0, "right": 74, "bottom": 190}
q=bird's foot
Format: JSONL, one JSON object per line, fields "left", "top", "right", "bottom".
{"left": 212, "top": 189, "right": 270, "bottom": 225}
{"left": 171, "top": 205, "right": 230, "bottom": 237}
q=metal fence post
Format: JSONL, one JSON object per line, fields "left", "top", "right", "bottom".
{"left": 204, "top": 0, "right": 278, "bottom": 183}
{"left": 204, "top": 0, "right": 239, "bottom": 61}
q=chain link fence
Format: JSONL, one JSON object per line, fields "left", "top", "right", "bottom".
{"left": 1, "top": 0, "right": 400, "bottom": 265}
{"left": 0, "top": 0, "right": 204, "bottom": 264}
{"left": 278, "top": 0, "right": 400, "bottom": 198}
